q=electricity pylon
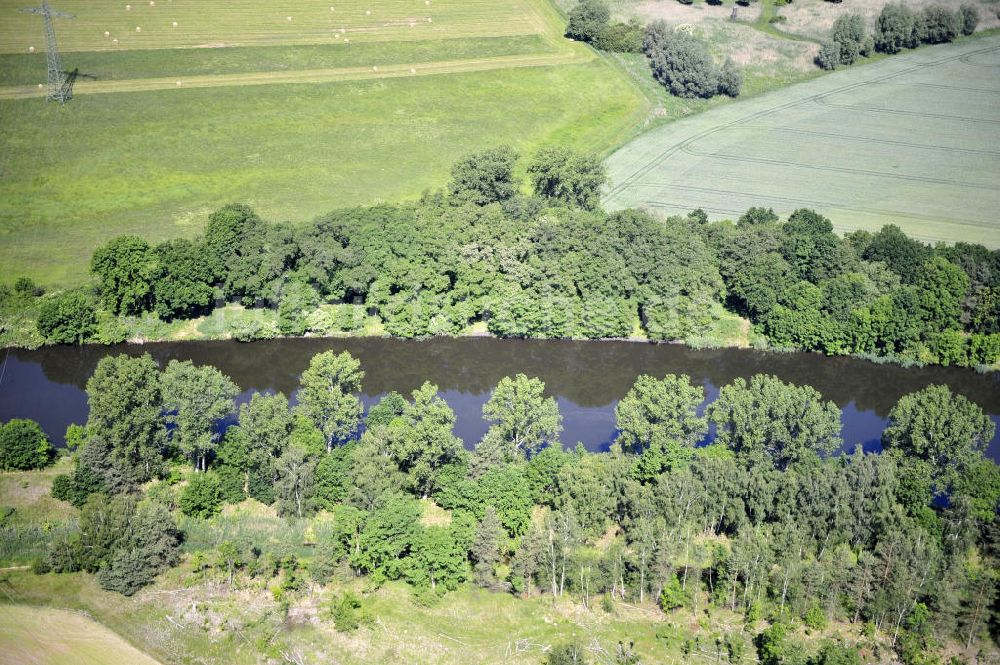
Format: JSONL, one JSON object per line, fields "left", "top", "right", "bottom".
{"left": 20, "top": 0, "right": 76, "bottom": 104}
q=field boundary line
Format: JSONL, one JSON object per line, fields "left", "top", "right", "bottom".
{"left": 631, "top": 183, "right": 1000, "bottom": 230}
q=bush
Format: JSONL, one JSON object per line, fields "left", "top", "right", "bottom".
{"left": 179, "top": 473, "right": 224, "bottom": 519}
{"left": 51, "top": 463, "right": 105, "bottom": 507}
{"left": 919, "top": 5, "right": 959, "bottom": 44}
{"left": 644, "top": 22, "right": 721, "bottom": 98}
{"left": 959, "top": 3, "right": 979, "bottom": 35}
{"left": 277, "top": 280, "right": 319, "bottom": 336}
{"left": 875, "top": 3, "right": 917, "bottom": 53}
{"left": 658, "top": 575, "right": 688, "bottom": 611}
{"left": 831, "top": 12, "right": 868, "bottom": 65}
{"left": 547, "top": 642, "right": 590, "bottom": 665}
{"left": 228, "top": 312, "right": 279, "bottom": 342}
{"left": 36, "top": 290, "right": 98, "bottom": 344}
{"left": 593, "top": 20, "right": 645, "bottom": 53}
{"left": 566, "top": 0, "right": 610, "bottom": 43}
{"left": 14, "top": 277, "right": 41, "bottom": 297}
{"left": 91, "top": 310, "right": 129, "bottom": 345}
{"left": 816, "top": 41, "right": 841, "bottom": 70}
{"left": 325, "top": 592, "right": 370, "bottom": 632}
{"left": 803, "top": 603, "right": 828, "bottom": 630}
{"left": 0, "top": 419, "right": 53, "bottom": 471}
{"left": 717, "top": 58, "right": 742, "bottom": 97}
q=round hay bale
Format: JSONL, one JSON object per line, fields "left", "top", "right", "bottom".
{"left": 426, "top": 0, "right": 430, "bottom": 4}
{"left": 149, "top": 0, "right": 154, "bottom": 5}
{"left": 113, "top": 38, "right": 119, "bottom": 43}
{"left": 38, "top": 83, "right": 43, "bottom": 88}
{"left": 28, "top": 45, "right": 35, "bottom": 52}
{"left": 330, "top": 6, "right": 335, "bottom": 11}
{"left": 104, "top": 30, "right": 111, "bottom": 37}
{"left": 340, "top": 27, "right": 346, "bottom": 33}
{"left": 372, "top": 65, "right": 378, "bottom": 71}
{"left": 286, "top": 15, "right": 292, "bottom": 21}
{"left": 410, "top": 67, "right": 416, "bottom": 74}
{"left": 172, "top": 21, "right": 177, "bottom": 27}
{"left": 365, "top": 9, "right": 371, "bottom": 15}
{"left": 176, "top": 80, "right": 182, "bottom": 86}
{"left": 125, "top": 4, "right": 131, "bottom": 10}
{"left": 344, "top": 37, "right": 349, "bottom": 43}
{"left": 135, "top": 26, "right": 141, "bottom": 32}
{"left": 335, "top": 33, "right": 340, "bottom": 38}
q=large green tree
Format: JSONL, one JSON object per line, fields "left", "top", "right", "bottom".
{"left": 218, "top": 391, "right": 293, "bottom": 501}
{"left": 152, "top": 238, "right": 215, "bottom": 320}
{"left": 708, "top": 374, "right": 842, "bottom": 468}
{"left": 297, "top": 351, "right": 364, "bottom": 452}
{"left": 615, "top": 374, "right": 707, "bottom": 479}
{"left": 915, "top": 255, "right": 969, "bottom": 331}
{"left": 84, "top": 354, "right": 165, "bottom": 491}
{"left": 479, "top": 374, "right": 562, "bottom": 464}
{"left": 383, "top": 382, "right": 464, "bottom": 498}
{"left": 161, "top": 360, "right": 239, "bottom": 471}
{"left": 274, "top": 444, "right": 317, "bottom": 518}
{"left": 882, "top": 385, "right": 994, "bottom": 490}
{"left": 448, "top": 146, "right": 520, "bottom": 206}
{"left": 90, "top": 235, "right": 158, "bottom": 316}
{"left": 527, "top": 147, "right": 607, "bottom": 211}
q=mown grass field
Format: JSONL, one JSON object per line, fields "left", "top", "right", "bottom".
{"left": 604, "top": 35, "right": 1000, "bottom": 247}
{"left": 0, "top": 604, "right": 163, "bottom": 665}
{"left": 0, "top": 0, "right": 648, "bottom": 287}
{"left": 0, "top": 0, "right": 545, "bottom": 51}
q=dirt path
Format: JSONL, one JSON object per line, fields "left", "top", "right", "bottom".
{"left": 0, "top": 49, "right": 592, "bottom": 100}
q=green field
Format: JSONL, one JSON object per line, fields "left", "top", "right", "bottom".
{"left": 0, "top": 604, "right": 162, "bottom": 665}
{"left": 604, "top": 35, "right": 1000, "bottom": 247}
{"left": 0, "top": 0, "right": 648, "bottom": 287}
{"left": 0, "top": 0, "right": 546, "bottom": 52}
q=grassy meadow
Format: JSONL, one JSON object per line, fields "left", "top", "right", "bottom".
{"left": 604, "top": 34, "right": 1000, "bottom": 247}
{"left": 0, "top": 0, "right": 548, "bottom": 52}
{"left": 0, "top": 0, "right": 649, "bottom": 287}
{"left": 0, "top": 605, "right": 163, "bottom": 665}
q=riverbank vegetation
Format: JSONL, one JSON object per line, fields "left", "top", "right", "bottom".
{"left": 2, "top": 348, "right": 998, "bottom": 663}
{"left": 3, "top": 148, "right": 997, "bottom": 370}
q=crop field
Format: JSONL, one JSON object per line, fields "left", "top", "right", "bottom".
{"left": 0, "top": 605, "right": 162, "bottom": 665}
{"left": 0, "top": 0, "right": 647, "bottom": 286}
{"left": 604, "top": 35, "right": 1000, "bottom": 247}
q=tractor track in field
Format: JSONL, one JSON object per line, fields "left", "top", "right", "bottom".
{"left": 0, "top": 49, "right": 590, "bottom": 100}
{"left": 675, "top": 141, "right": 998, "bottom": 191}
{"left": 810, "top": 94, "right": 1000, "bottom": 125}
{"left": 685, "top": 124, "right": 1000, "bottom": 158}
{"left": 603, "top": 41, "right": 1000, "bottom": 202}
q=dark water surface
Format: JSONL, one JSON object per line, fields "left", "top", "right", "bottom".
{"left": 1, "top": 338, "right": 998, "bottom": 459}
